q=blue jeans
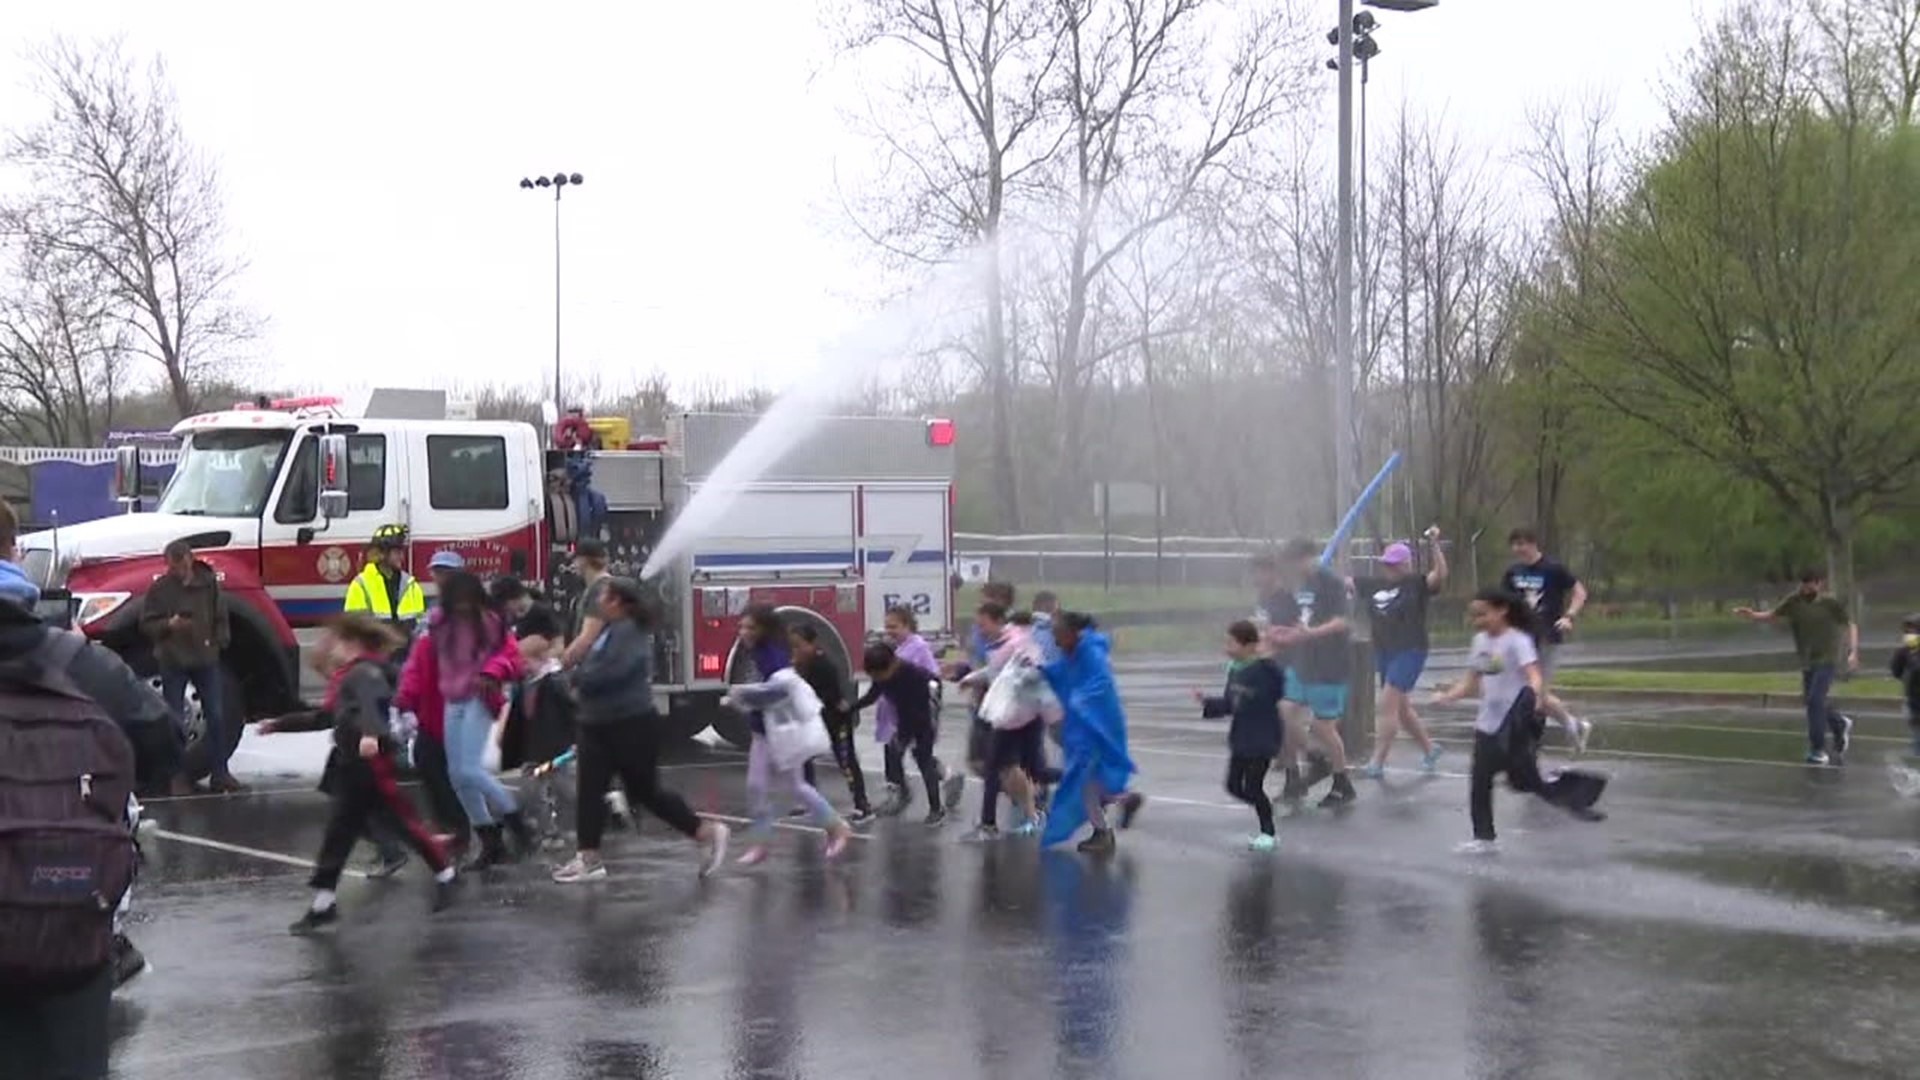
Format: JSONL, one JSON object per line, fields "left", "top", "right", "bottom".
{"left": 1801, "top": 666, "right": 1842, "bottom": 754}
{"left": 161, "top": 664, "right": 228, "bottom": 776}
{"left": 444, "top": 697, "right": 516, "bottom": 826}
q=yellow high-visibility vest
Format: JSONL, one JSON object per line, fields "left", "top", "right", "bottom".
{"left": 344, "top": 563, "right": 425, "bottom": 624}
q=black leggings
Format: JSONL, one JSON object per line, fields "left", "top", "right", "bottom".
{"left": 313, "top": 756, "right": 449, "bottom": 891}
{"left": 1469, "top": 729, "right": 1605, "bottom": 841}
{"left": 576, "top": 720, "right": 702, "bottom": 848}
{"left": 802, "top": 714, "right": 871, "bottom": 813}
{"left": 882, "top": 719, "right": 945, "bottom": 813}
{"left": 412, "top": 733, "right": 468, "bottom": 843}
{"left": 1225, "top": 755, "right": 1275, "bottom": 836}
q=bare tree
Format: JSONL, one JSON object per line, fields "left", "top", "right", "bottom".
{"left": 2, "top": 38, "right": 256, "bottom": 418}
{"left": 1039, "top": 0, "right": 1308, "bottom": 508}
{"left": 0, "top": 248, "right": 127, "bottom": 445}
{"left": 833, "top": 0, "right": 1067, "bottom": 530}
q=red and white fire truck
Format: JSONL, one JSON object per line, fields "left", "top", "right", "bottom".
{"left": 14, "top": 391, "right": 957, "bottom": 775}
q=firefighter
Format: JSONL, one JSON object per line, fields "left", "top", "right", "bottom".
{"left": 345, "top": 525, "right": 426, "bottom": 637}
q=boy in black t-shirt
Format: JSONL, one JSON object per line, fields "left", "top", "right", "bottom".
{"left": 1502, "top": 527, "right": 1591, "bottom": 753}
{"left": 1256, "top": 539, "right": 1358, "bottom": 808}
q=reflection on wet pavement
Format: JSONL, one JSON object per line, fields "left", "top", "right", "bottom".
{"left": 108, "top": 673, "right": 1920, "bottom": 1080}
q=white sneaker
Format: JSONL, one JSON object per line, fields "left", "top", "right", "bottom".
{"left": 552, "top": 856, "right": 607, "bottom": 884}
{"left": 1454, "top": 839, "right": 1500, "bottom": 856}
{"left": 700, "top": 822, "right": 731, "bottom": 878}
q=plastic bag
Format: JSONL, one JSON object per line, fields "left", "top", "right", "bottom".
{"left": 982, "top": 660, "right": 1052, "bottom": 730}
{"left": 760, "top": 670, "right": 831, "bottom": 771}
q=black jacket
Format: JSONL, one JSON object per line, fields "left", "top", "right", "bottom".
{"left": 796, "top": 654, "right": 853, "bottom": 728}
{"left": 1201, "top": 658, "right": 1287, "bottom": 758}
{"left": 1893, "top": 648, "right": 1920, "bottom": 715}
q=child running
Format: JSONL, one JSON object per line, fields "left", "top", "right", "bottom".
{"left": 874, "top": 607, "right": 958, "bottom": 817}
{"left": 261, "top": 614, "right": 455, "bottom": 934}
{"left": 1893, "top": 614, "right": 1920, "bottom": 759}
{"left": 397, "top": 570, "right": 528, "bottom": 869}
{"left": 552, "top": 579, "right": 730, "bottom": 882}
{"left": 1196, "top": 620, "right": 1286, "bottom": 852}
{"left": 955, "top": 601, "right": 1051, "bottom": 841}
{"left": 1432, "top": 588, "right": 1607, "bottom": 855}
{"left": 791, "top": 624, "right": 874, "bottom": 825}
{"left": 725, "top": 651, "right": 856, "bottom": 866}
{"left": 1040, "top": 613, "right": 1139, "bottom": 854}
{"left": 857, "top": 640, "right": 948, "bottom": 826}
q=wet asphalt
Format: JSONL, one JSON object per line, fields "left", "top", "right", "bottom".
{"left": 109, "top": 657, "right": 1920, "bottom": 1080}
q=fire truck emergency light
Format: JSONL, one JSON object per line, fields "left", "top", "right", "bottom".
{"left": 926, "top": 418, "right": 955, "bottom": 447}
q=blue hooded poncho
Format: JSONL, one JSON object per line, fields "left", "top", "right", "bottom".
{"left": 1039, "top": 629, "right": 1137, "bottom": 847}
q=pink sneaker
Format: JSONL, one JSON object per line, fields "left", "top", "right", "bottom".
{"left": 735, "top": 845, "right": 769, "bottom": 867}
{"left": 823, "top": 828, "right": 850, "bottom": 860}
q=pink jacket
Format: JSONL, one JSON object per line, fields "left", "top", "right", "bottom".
{"left": 396, "top": 616, "right": 520, "bottom": 740}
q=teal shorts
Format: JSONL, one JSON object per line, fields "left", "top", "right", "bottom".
{"left": 1284, "top": 669, "right": 1348, "bottom": 721}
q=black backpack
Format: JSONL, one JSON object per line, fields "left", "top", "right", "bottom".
{"left": 0, "top": 631, "right": 139, "bottom": 1002}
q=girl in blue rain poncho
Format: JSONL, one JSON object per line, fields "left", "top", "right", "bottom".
{"left": 1041, "top": 613, "right": 1142, "bottom": 854}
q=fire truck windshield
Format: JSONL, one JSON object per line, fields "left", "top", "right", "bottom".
{"left": 156, "top": 430, "right": 293, "bottom": 518}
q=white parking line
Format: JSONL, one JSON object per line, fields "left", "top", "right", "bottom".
{"left": 147, "top": 827, "right": 368, "bottom": 879}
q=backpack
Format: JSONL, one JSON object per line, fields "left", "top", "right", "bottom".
{"left": 0, "top": 631, "right": 139, "bottom": 1002}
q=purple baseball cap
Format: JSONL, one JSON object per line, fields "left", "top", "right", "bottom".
{"left": 1380, "top": 542, "right": 1414, "bottom": 566}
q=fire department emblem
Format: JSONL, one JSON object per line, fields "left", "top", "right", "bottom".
{"left": 316, "top": 547, "right": 352, "bottom": 583}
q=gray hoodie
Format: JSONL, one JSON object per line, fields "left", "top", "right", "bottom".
{"left": 571, "top": 618, "right": 657, "bottom": 725}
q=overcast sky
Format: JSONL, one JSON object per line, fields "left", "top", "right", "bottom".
{"left": 0, "top": 0, "right": 1728, "bottom": 407}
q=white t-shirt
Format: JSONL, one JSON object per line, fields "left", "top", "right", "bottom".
{"left": 1469, "top": 628, "right": 1539, "bottom": 735}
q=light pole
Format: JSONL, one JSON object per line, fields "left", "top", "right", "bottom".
{"left": 520, "top": 171, "right": 584, "bottom": 407}
{"left": 1330, "top": 0, "right": 1435, "bottom": 557}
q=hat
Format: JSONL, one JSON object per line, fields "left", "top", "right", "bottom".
{"left": 1381, "top": 542, "right": 1414, "bottom": 567}
{"left": 575, "top": 538, "right": 609, "bottom": 562}
{"left": 427, "top": 549, "right": 466, "bottom": 571}
{"left": 371, "top": 524, "right": 409, "bottom": 550}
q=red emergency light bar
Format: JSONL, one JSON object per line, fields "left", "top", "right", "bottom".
{"left": 926, "top": 418, "right": 955, "bottom": 447}
{"left": 231, "top": 395, "right": 344, "bottom": 411}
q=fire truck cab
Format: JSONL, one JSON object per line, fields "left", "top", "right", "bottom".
{"left": 14, "top": 392, "right": 956, "bottom": 775}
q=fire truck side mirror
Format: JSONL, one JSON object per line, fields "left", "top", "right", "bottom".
{"left": 110, "top": 445, "right": 141, "bottom": 504}
{"left": 318, "top": 434, "right": 351, "bottom": 521}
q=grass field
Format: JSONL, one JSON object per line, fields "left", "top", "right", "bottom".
{"left": 1552, "top": 668, "right": 1903, "bottom": 700}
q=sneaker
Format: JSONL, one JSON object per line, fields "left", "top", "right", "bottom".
{"left": 735, "top": 845, "right": 769, "bottom": 867}
{"left": 1568, "top": 718, "right": 1593, "bottom": 755}
{"left": 552, "top": 856, "right": 607, "bottom": 884}
{"left": 366, "top": 851, "right": 409, "bottom": 880}
{"left": 786, "top": 806, "right": 810, "bottom": 819}
{"left": 847, "top": 808, "right": 877, "bottom": 827}
{"left": 960, "top": 824, "right": 1000, "bottom": 843}
{"left": 1359, "top": 763, "right": 1386, "bottom": 780}
{"left": 1247, "top": 833, "right": 1277, "bottom": 853}
{"left": 700, "top": 822, "right": 731, "bottom": 878}
{"left": 111, "top": 933, "right": 149, "bottom": 989}
{"left": 1116, "top": 791, "right": 1146, "bottom": 830}
{"left": 289, "top": 906, "right": 341, "bottom": 936}
{"left": 1076, "top": 828, "right": 1117, "bottom": 855}
{"left": 1008, "top": 814, "right": 1042, "bottom": 838}
{"left": 942, "top": 771, "right": 966, "bottom": 813}
{"left": 1806, "top": 750, "right": 1831, "bottom": 766}
{"left": 1319, "top": 774, "right": 1357, "bottom": 808}
{"left": 877, "top": 785, "right": 911, "bottom": 817}
{"left": 1831, "top": 714, "right": 1855, "bottom": 756}
{"left": 1420, "top": 745, "right": 1445, "bottom": 773}
{"left": 824, "top": 827, "right": 851, "bottom": 860}
{"left": 924, "top": 809, "right": 948, "bottom": 828}
{"left": 1454, "top": 839, "right": 1499, "bottom": 856}
{"left": 431, "top": 878, "right": 457, "bottom": 912}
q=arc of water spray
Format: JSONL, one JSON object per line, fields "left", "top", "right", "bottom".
{"left": 1320, "top": 451, "right": 1402, "bottom": 569}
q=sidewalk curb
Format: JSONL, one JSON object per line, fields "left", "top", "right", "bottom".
{"left": 1556, "top": 687, "right": 1901, "bottom": 712}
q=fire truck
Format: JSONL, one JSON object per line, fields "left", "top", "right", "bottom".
{"left": 13, "top": 391, "right": 957, "bottom": 777}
